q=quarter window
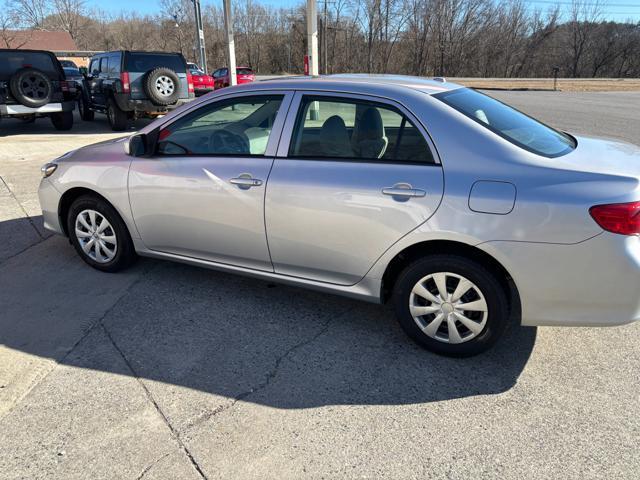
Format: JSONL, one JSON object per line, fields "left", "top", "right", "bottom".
{"left": 157, "top": 95, "right": 284, "bottom": 156}
{"left": 434, "top": 88, "right": 576, "bottom": 157}
{"left": 289, "top": 96, "right": 434, "bottom": 163}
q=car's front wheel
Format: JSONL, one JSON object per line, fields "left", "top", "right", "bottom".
{"left": 67, "top": 195, "right": 136, "bottom": 272}
{"left": 393, "top": 255, "right": 509, "bottom": 357}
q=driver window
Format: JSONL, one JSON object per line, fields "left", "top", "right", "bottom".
{"left": 157, "top": 95, "right": 284, "bottom": 156}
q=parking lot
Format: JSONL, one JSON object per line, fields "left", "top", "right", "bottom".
{"left": 1, "top": 90, "right": 639, "bottom": 479}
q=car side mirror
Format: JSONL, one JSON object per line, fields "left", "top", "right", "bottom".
{"left": 125, "top": 134, "right": 147, "bottom": 157}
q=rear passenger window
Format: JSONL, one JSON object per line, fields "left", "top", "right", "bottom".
{"left": 107, "top": 55, "right": 119, "bottom": 74}
{"left": 289, "top": 96, "right": 434, "bottom": 164}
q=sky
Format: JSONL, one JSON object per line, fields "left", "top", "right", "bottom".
{"left": 90, "top": 0, "right": 640, "bottom": 23}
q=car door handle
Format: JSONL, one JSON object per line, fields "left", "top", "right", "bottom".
{"left": 382, "top": 184, "right": 426, "bottom": 198}
{"left": 230, "top": 176, "right": 263, "bottom": 188}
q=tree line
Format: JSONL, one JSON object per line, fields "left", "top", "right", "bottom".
{"left": 3, "top": 0, "right": 640, "bottom": 78}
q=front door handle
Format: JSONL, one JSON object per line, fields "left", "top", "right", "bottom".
{"left": 230, "top": 174, "right": 263, "bottom": 188}
{"left": 382, "top": 183, "right": 426, "bottom": 198}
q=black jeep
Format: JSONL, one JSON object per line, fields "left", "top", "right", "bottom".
{"left": 0, "top": 49, "right": 76, "bottom": 130}
{"left": 79, "top": 51, "right": 195, "bottom": 131}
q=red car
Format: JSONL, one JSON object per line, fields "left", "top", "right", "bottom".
{"left": 211, "top": 66, "right": 255, "bottom": 89}
{"left": 187, "top": 64, "right": 214, "bottom": 96}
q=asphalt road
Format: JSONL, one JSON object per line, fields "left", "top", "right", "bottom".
{"left": 1, "top": 92, "right": 639, "bottom": 480}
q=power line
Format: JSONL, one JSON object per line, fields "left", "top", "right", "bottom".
{"left": 524, "top": 1, "right": 639, "bottom": 6}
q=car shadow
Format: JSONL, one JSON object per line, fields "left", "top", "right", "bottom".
{"left": 0, "top": 215, "right": 536, "bottom": 410}
{"left": 0, "top": 110, "right": 154, "bottom": 137}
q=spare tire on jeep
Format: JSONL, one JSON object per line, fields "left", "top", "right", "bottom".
{"left": 10, "top": 68, "right": 53, "bottom": 108}
{"left": 144, "top": 68, "right": 181, "bottom": 106}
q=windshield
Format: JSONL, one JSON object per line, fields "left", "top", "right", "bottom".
{"left": 434, "top": 88, "right": 576, "bottom": 158}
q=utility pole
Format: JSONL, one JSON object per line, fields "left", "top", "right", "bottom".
{"left": 323, "top": 0, "right": 328, "bottom": 74}
{"left": 306, "top": 0, "right": 319, "bottom": 76}
{"left": 223, "top": 0, "right": 237, "bottom": 86}
{"left": 192, "top": 0, "right": 207, "bottom": 73}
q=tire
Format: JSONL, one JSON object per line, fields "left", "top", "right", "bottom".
{"left": 392, "top": 255, "right": 509, "bottom": 357}
{"left": 67, "top": 195, "right": 137, "bottom": 273}
{"left": 9, "top": 68, "right": 53, "bottom": 108}
{"left": 144, "top": 68, "right": 181, "bottom": 106}
{"left": 77, "top": 90, "right": 94, "bottom": 121}
{"left": 50, "top": 111, "right": 73, "bottom": 131}
{"left": 107, "top": 98, "right": 128, "bottom": 131}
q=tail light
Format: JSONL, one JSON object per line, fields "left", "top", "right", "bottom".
{"left": 120, "top": 72, "right": 130, "bottom": 93}
{"left": 187, "top": 73, "right": 194, "bottom": 94}
{"left": 590, "top": 201, "right": 640, "bottom": 236}
{"left": 60, "top": 80, "right": 70, "bottom": 92}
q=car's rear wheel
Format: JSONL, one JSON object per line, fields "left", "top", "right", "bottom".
{"left": 107, "top": 99, "right": 128, "bottom": 131}
{"left": 50, "top": 111, "right": 73, "bottom": 130}
{"left": 392, "top": 255, "right": 509, "bottom": 357}
{"left": 67, "top": 195, "right": 136, "bottom": 272}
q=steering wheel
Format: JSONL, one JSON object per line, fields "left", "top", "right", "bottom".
{"left": 209, "top": 129, "right": 249, "bottom": 154}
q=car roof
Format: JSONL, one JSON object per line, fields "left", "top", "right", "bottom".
{"left": 95, "top": 51, "right": 183, "bottom": 56}
{"left": 254, "top": 74, "right": 461, "bottom": 95}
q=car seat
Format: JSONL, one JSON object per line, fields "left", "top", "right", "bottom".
{"left": 352, "top": 107, "right": 388, "bottom": 159}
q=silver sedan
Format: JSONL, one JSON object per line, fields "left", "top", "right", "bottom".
{"left": 38, "top": 75, "right": 640, "bottom": 356}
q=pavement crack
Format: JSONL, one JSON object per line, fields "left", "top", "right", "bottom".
{"left": 184, "top": 307, "right": 355, "bottom": 433}
{"left": 0, "top": 263, "right": 154, "bottom": 421}
{"left": 134, "top": 452, "right": 170, "bottom": 480}
{"left": 0, "top": 236, "right": 48, "bottom": 267}
{"left": 101, "top": 318, "right": 209, "bottom": 480}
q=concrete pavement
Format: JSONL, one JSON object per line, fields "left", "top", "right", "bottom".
{"left": 1, "top": 93, "right": 639, "bottom": 479}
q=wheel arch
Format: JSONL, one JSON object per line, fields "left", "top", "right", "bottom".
{"left": 58, "top": 187, "right": 129, "bottom": 238}
{"left": 380, "top": 239, "right": 521, "bottom": 320}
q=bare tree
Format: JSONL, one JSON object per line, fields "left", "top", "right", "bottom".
{"left": 1, "top": 3, "right": 30, "bottom": 47}
{"left": 19, "top": 0, "right": 636, "bottom": 79}
{"left": 568, "top": 0, "right": 602, "bottom": 77}
{"left": 7, "top": 0, "right": 50, "bottom": 28}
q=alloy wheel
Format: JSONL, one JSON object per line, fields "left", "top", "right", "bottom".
{"left": 74, "top": 209, "right": 118, "bottom": 263}
{"left": 21, "top": 75, "right": 49, "bottom": 100}
{"left": 409, "top": 272, "right": 488, "bottom": 344}
{"left": 155, "top": 76, "right": 175, "bottom": 97}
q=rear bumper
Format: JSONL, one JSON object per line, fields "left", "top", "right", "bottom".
{"left": 0, "top": 100, "right": 74, "bottom": 116}
{"left": 480, "top": 233, "right": 640, "bottom": 327}
{"left": 194, "top": 87, "right": 214, "bottom": 96}
{"left": 114, "top": 94, "right": 194, "bottom": 113}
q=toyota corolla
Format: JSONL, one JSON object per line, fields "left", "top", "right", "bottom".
{"left": 38, "top": 75, "right": 640, "bottom": 356}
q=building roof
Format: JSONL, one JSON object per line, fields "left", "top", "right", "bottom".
{"left": 1, "top": 30, "right": 77, "bottom": 51}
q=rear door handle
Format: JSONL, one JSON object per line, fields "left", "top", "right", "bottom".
{"left": 230, "top": 175, "right": 263, "bottom": 188}
{"left": 382, "top": 183, "right": 426, "bottom": 198}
